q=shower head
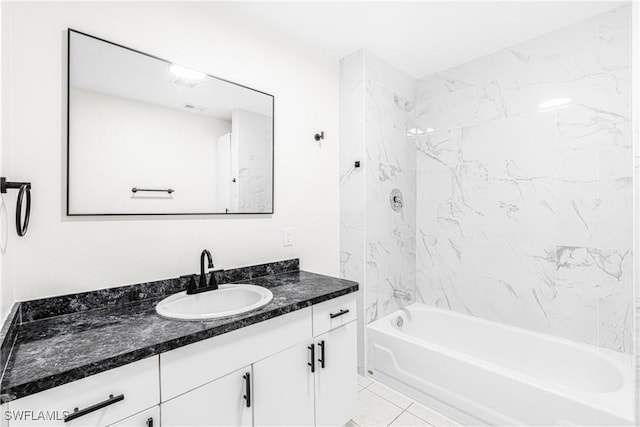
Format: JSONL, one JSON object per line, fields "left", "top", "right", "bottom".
{"left": 393, "top": 95, "right": 415, "bottom": 112}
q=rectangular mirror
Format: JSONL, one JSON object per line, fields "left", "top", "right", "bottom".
{"left": 67, "top": 29, "right": 274, "bottom": 215}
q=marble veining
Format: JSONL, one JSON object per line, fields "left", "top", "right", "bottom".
{"left": 340, "top": 50, "right": 417, "bottom": 374}
{"left": 415, "top": 6, "right": 633, "bottom": 352}
{"left": 0, "top": 264, "right": 356, "bottom": 402}
{"left": 340, "top": 6, "right": 632, "bottom": 365}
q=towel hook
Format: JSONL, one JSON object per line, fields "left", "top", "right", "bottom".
{"left": 1, "top": 177, "right": 31, "bottom": 237}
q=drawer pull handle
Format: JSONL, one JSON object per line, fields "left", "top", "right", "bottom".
{"left": 146, "top": 417, "right": 154, "bottom": 427}
{"left": 243, "top": 372, "right": 251, "bottom": 408}
{"left": 64, "top": 394, "right": 124, "bottom": 423}
{"left": 330, "top": 309, "right": 350, "bottom": 319}
{"left": 318, "top": 340, "right": 326, "bottom": 369}
{"left": 308, "top": 344, "right": 315, "bottom": 373}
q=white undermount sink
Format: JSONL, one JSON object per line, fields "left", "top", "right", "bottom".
{"left": 156, "top": 284, "right": 273, "bottom": 320}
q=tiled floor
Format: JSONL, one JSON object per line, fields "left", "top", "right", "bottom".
{"left": 346, "top": 375, "right": 463, "bottom": 427}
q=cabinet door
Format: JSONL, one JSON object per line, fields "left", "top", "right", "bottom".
{"left": 315, "top": 321, "right": 357, "bottom": 427}
{"left": 253, "top": 341, "right": 315, "bottom": 427}
{"left": 161, "top": 366, "right": 252, "bottom": 427}
{"left": 107, "top": 407, "right": 159, "bottom": 427}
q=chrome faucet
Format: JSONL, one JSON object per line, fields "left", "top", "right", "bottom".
{"left": 186, "top": 249, "right": 219, "bottom": 294}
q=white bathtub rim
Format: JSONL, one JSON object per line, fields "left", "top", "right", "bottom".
{"left": 372, "top": 303, "right": 631, "bottom": 366}
{"left": 369, "top": 303, "right": 632, "bottom": 375}
{"left": 367, "top": 304, "right": 633, "bottom": 422}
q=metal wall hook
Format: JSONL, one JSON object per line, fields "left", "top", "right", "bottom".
{"left": 1, "top": 177, "right": 31, "bottom": 237}
{"left": 314, "top": 131, "right": 324, "bottom": 141}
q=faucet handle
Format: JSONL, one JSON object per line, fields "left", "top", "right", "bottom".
{"left": 208, "top": 270, "right": 221, "bottom": 290}
{"left": 186, "top": 275, "right": 198, "bottom": 295}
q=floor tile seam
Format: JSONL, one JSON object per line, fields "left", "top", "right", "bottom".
{"left": 385, "top": 408, "right": 409, "bottom": 427}
{"left": 367, "top": 384, "right": 412, "bottom": 411}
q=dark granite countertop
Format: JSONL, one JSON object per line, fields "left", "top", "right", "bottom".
{"left": 0, "top": 268, "right": 357, "bottom": 402}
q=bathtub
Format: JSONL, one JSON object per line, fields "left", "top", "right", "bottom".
{"left": 366, "top": 304, "right": 633, "bottom": 426}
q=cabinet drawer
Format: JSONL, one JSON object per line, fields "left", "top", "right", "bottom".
{"left": 312, "top": 293, "right": 356, "bottom": 337}
{"left": 106, "top": 406, "right": 158, "bottom": 427}
{"left": 7, "top": 357, "right": 159, "bottom": 427}
{"left": 160, "top": 307, "right": 312, "bottom": 402}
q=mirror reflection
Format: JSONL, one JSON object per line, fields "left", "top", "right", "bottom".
{"left": 67, "top": 29, "right": 274, "bottom": 215}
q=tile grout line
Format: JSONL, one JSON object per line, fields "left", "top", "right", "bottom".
{"left": 386, "top": 407, "right": 409, "bottom": 427}
{"left": 365, "top": 378, "right": 411, "bottom": 410}
{"left": 366, "top": 387, "right": 408, "bottom": 411}
{"left": 362, "top": 377, "right": 441, "bottom": 427}
{"left": 364, "top": 378, "right": 417, "bottom": 426}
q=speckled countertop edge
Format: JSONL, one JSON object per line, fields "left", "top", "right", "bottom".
{"left": 0, "top": 266, "right": 358, "bottom": 403}
{"left": 0, "top": 304, "right": 20, "bottom": 382}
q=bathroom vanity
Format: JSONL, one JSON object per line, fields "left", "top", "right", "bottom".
{"left": 0, "top": 260, "right": 358, "bottom": 427}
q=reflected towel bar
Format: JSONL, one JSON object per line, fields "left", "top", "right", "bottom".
{"left": 132, "top": 188, "right": 174, "bottom": 194}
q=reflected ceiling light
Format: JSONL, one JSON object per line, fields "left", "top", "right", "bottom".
{"left": 169, "top": 64, "right": 206, "bottom": 80}
{"left": 538, "top": 97, "right": 571, "bottom": 111}
{"left": 184, "top": 104, "right": 206, "bottom": 112}
{"left": 407, "top": 127, "right": 435, "bottom": 137}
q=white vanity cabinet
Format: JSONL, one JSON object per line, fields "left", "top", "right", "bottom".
{"left": 314, "top": 321, "right": 357, "bottom": 426}
{"left": 252, "top": 341, "right": 315, "bottom": 426}
{"left": 5, "top": 293, "right": 357, "bottom": 427}
{"left": 159, "top": 308, "right": 313, "bottom": 403}
{"left": 311, "top": 294, "right": 358, "bottom": 426}
{"left": 6, "top": 357, "right": 159, "bottom": 427}
{"left": 107, "top": 407, "right": 159, "bottom": 427}
{"left": 253, "top": 294, "right": 357, "bottom": 427}
{"left": 161, "top": 366, "right": 252, "bottom": 427}
{"left": 160, "top": 293, "right": 357, "bottom": 426}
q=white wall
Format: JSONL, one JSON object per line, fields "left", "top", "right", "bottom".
{"left": 633, "top": 1, "right": 639, "bottom": 423}
{"left": 0, "top": 2, "right": 12, "bottom": 321}
{"left": 233, "top": 109, "right": 272, "bottom": 213}
{"left": 70, "top": 88, "right": 231, "bottom": 214}
{"left": 3, "top": 1, "right": 340, "bottom": 301}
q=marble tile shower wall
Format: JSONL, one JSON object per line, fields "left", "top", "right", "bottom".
{"left": 364, "top": 52, "right": 417, "bottom": 324}
{"left": 340, "top": 50, "right": 417, "bottom": 367}
{"left": 414, "top": 6, "right": 633, "bottom": 352}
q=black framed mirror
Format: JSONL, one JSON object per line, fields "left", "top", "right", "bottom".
{"left": 67, "top": 29, "right": 274, "bottom": 215}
